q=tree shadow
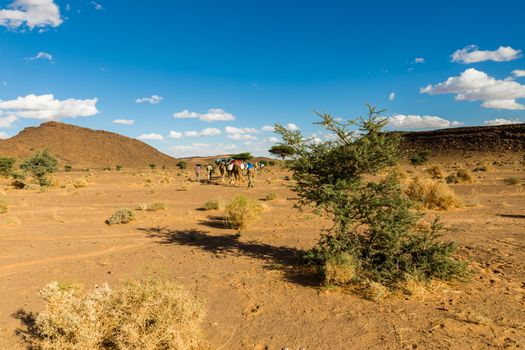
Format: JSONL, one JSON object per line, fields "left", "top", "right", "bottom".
{"left": 137, "top": 227, "right": 321, "bottom": 287}
{"left": 497, "top": 214, "right": 525, "bottom": 219}
{"left": 198, "top": 215, "right": 229, "bottom": 229}
{"left": 12, "top": 309, "right": 40, "bottom": 348}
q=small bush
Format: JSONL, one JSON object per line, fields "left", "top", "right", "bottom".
{"left": 265, "top": 192, "right": 278, "bottom": 201}
{"left": 268, "top": 160, "right": 276, "bottom": 166}
{"left": 72, "top": 178, "right": 88, "bottom": 188}
{"left": 0, "top": 157, "right": 15, "bottom": 177}
{"left": 64, "top": 165, "right": 72, "bottom": 172}
{"left": 20, "top": 150, "right": 58, "bottom": 187}
{"left": 224, "top": 195, "right": 262, "bottom": 231}
{"left": 105, "top": 208, "right": 135, "bottom": 225}
{"left": 116, "top": 165, "right": 123, "bottom": 171}
{"left": 456, "top": 169, "right": 474, "bottom": 183}
{"left": 503, "top": 177, "right": 520, "bottom": 185}
{"left": 147, "top": 202, "right": 167, "bottom": 211}
{"left": 103, "top": 166, "right": 112, "bottom": 171}
{"left": 425, "top": 165, "right": 444, "bottom": 179}
{"left": 203, "top": 200, "right": 221, "bottom": 211}
{"left": 410, "top": 150, "right": 431, "bottom": 166}
{"left": 324, "top": 253, "right": 357, "bottom": 286}
{"left": 11, "top": 179, "right": 26, "bottom": 189}
{"left": 176, "top": 161, "right": 187, "bottom": 170}
{"left": 0, "top": 197, "right": 8, "bottom": 214}
{"left": 406, "top": 177, "right": 460, "bottom": 210}
{"left": 149, "top": 163, "right": 156, "bottom": 170}
{"left": 283, "top": 176, "right": 290, "bottom": 181}
{"left": 31, "top": 279, "right": 205, "bottom": 350}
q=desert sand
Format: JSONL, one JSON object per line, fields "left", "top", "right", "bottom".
{"left": 0, "top": 158, "right": 523, "bottom": 349}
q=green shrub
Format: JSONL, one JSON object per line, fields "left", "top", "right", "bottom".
{"left": 149, "top": 164, "right": 156, "bottom": 170}
{"left": 203, "top": 200, "right": 221, "bottom": 211}
{"left": 31, "top": 279, "right": 204, "bottom": 350}
{"left": 105, "top": 208, "right": 135, "bottom": 225}
{"left": 425, "top": 165, "right": 444, "bottom": 179}
{"left": 503, "top": 177, "right": 520, "bottom": 185}
{"left": 147, "top": 202, "right": 167, "bottom": 211}
{"left": 268, "top": 160, "right": 276, "bottom": 166}
{"left": 64, "top": 165, "right": 72, "bottom": 172}
{"left": 20, "top": 150, "right": 58, "bottom": 187}
{"left": 224, "top": 195, "right": 262, "bottom": 231}
{"left": 265, "top": 192, "right": 278, "bottom": 201}
{"left": 410, "top": 150, "right": 431, "bottom": 166}
{"left": 446, "top": 169, "right": 474, "bottom": 184}
{"left": 103, "top": 166, "right": 112, "bottom": 171}
{"left": 116, "top": 165, "right": 123, "bottom": 171}
{"left": 176, "top": 161, "right": 187, "bottom": 170}
{"left": 0, "top": 157, "right": 15, "bottom": 177}
{"left": 276, "top": 106, "right": 467, "bottom": 291}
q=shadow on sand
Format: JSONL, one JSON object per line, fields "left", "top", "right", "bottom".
{"left": 137, "top": 227, "right": 321, "bottom": 287}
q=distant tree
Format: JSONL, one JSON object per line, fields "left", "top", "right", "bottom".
{"left": 269, "top": 145, "right": 295, "bottom": 160}
{"left": 116, "top": 165, "right": 123, "bottom": 171}
{"left": 176, "top": 161, "right": 187, "bottom": 170}
{"left": 20, "top": 150, "right": 58, "bottom": 186}
{"left": 149, "top": 163, "right": 156, "bottom": 170}
{"left": 231, "top": 153, "right": 253, "bottom": 161}
{"left": 64, "top": 165, "right": 72, "bottom": 172}
{"left": 0, "top": 157, "right": 15, "bottom": 177}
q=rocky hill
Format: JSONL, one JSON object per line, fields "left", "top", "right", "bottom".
{"left": 0, "top": 122, "right": 178, "bottom": 169}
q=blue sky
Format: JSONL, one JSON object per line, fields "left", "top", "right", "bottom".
{"left": 0, "top": 0, "right": 524, "bottom": 157}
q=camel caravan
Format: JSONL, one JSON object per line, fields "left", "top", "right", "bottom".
{"left": 195, "top": 156, "right": 264, "bottom": 187}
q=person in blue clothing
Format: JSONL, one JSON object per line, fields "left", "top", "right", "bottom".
{"left": 246, "top": 161, "right": 255, "bottom": 188}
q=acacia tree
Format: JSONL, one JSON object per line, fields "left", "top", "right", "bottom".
{"left": 20, "top": 150, "right": 58, "bottom": 186}
{"left": 268, "top": 145, "right": 295, "bottom": 160}
{"left": 275, "top": 106, "right": 466, "bottom": 289}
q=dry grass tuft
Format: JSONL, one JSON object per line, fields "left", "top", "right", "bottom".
{"left": 147, "top": 202, "right": 167, "bottom": 211}
{"left": 31, "top": 279, "right": 205, "bottom": 350}
{"left": 265, "top": 192, "right": 278, "bottom": 201}
{"left": 363, "top": 281, "right": 389, "bottom": 302}
{"left": 0, "top": 196, "right": 8, "bottom": 214}
{"left": 402, "top": 277, "right": 428, "bottom": 297}
{"left": 406, "top": 177, "right": 460, "bottom": 210}
{"left": 447, "top": 169, "right": 474, "bottom": 184}
{"left": 72, "top": 178, "right": 89, "bottom": 188}
{"left": 425, "top": 165, "right": 445, "bottom": 179}
{"left": 224, "top": 195, "right": 262, "bottom": 231}
{"left": 503, "top": 176, "right": 521, "bottom": 185}
{"left": 203, "top": 200, "right": 221, "bottom": 211}
{"left": 105, "top": 208, "right": 135, "bottom": 225}
{"left": 324, "top": 253, "right": 357, "bottom": 286}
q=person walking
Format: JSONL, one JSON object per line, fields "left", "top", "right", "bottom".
{"left": 195, "top": 164, "right": 202, "bottom": 182}
{"left": 246, "top": 162, "right": 255, "bottom": 188}
{"left": 206, "top": 164, "right": 214, "bottom": 180}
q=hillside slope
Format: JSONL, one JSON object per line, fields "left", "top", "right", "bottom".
{"left": 0, "top": 122, "right": 178, "bottom": 169}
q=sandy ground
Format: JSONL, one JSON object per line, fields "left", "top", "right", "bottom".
{"left": 0, "top": 161, "right": 524, "bottom": 349}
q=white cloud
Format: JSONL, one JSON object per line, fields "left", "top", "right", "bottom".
{"left": 112, "top": 119, "right": 134, "bottom": 125}
{"left": 225, "top": 126, "right": 257, "bottom": 134}
{"left": 180, "top": 128, "right": 222, "bottom": 137}
{"left": 451, "top": 45, "right": 522, "bottom": 64}
{"left": 414, "top": 57, "right": 425, "bottom": 64}
{"left": 421, "top": 68, "right": 525, "bottom": 110}
{"left": 170, "top": 142, "right": 238, "bottom": 158}
{"left": 265, "top": 136, "right": 279, "bottom": 143}
{"left": 389, "top": 92, "right": 395, "bottom": 101}
{"left": 512, "top": 70, "right": 525, "bottom": 78}
{"left": 135, "top": 95, "right": 163, "bottom": 104}
{"left": 199, "top": 127, "right": 221, "bottom": 136}
{"left": 483, "top": 118, "right": 523, "bottom": 126}
{"left": 173, "top": 108, "right": 235, "bottom": 122}
{"left": 138, "top": 133, "right": 164, "bottom": 141}
{"left": 227, "top": 133, "right": 257, "bottom": 140}
{"left": 388, "top": 114, "right": 463, "bottom": 130}
{"left": 0, "top": 94, "right": 99, "bottom": 121}
{"left": 169, "top": 131, "right": 182, "bottom": 139}
{"left": 0, "top": 0, "right": 62, "bottom": 29}
{"left": 0, "top": 114, "right": 17, "bottom": 128}
{"left": 261, "top": 125, "right": 274, "bottom": 132}
{"left": 286, "top": 123, "right": 299, "bottom": 131}
{"left": 26, "top": 51, "right": 53, "bottom": 62}
{"left": 0, "top": 131, "right": 8, "bottom": 139}
{"left": 91, "top": 1, "right": 102, "bottom": 10}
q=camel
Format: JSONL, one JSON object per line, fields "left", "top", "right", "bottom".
{"left": 227, "top": 160, "right": 245, "bottom": 185}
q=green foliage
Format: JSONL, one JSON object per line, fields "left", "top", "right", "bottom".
{"left": 230, "top": 152, "right": 253, "bottom": 161}
{"left": 105, "top": 208, "right": 135, "bottom": 225}
{"left": 265, "top": 192, "right": 278, "bottom": 201}
{"left": 64, "top": 165, "right": 72, "bottom": 172}
{"left": 275, "top": 106, "right": 466, "bottom": 290}
{"left": 20, "top": 150, "right": 58, "bottom": 187}
{"left": 410, "top": 150, "right": 431, "bottom": 166}
{"left": 176, "top": 161, "right": 187, "bottom": 170}
{"left": 116, "top": 165, "right": 123, "bottom": 171}
{"left": 149, "top": 163, "right": 156, "bottom": 170}
{"left": 268, "top": 160, "right": 276, "bottom": 166}
{"left": 103, "top": 166, "right": 112, "bottom": 171}
{"left": 269, "top": 145, "right": 295, "bottom": 160}
{"left": 0, "top": 157, "right": 15, "bottom": 177}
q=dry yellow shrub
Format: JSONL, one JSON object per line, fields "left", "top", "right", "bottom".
{"left": 406, "top": 177, "right": 460, "bottom": 210}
